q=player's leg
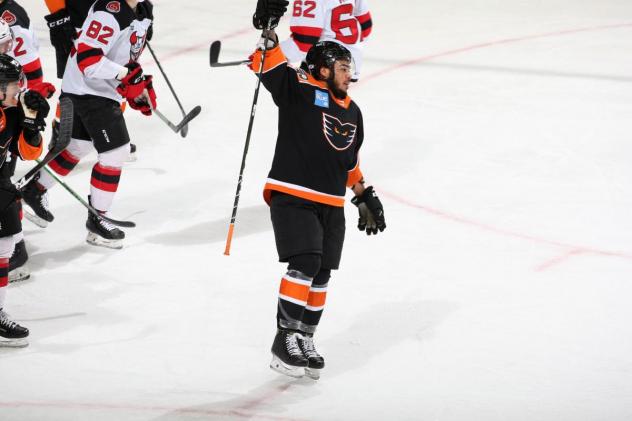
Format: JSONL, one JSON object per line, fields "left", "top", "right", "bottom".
{"left": 0, "top": 202, "right": 28, "bottom": 347}
{"left": 21, "top": 100, "right": 93, "bottom": 227}
{"left": 80, "top": 98, "right": 130, "bottom": 249}
{"left": 269, "top": 192, "right": 324, "bottom": 377}
{"left": 8, "top": 229, "right": 29, "bottom": 283}
{"left": 297, "top": 204, "right": 345, "bottom": 379}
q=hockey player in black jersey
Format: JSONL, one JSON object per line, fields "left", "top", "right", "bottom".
{"left": 250, "top": 1, "right": 386, "bottom": 380}
{"left": 0, "top": 54, "right": 50, "bottom": 347}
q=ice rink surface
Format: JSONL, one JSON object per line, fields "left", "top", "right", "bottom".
{"left": 1, "top": 0, "right": 632, "bottom": 420}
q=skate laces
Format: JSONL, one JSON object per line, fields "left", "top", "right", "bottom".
{"left": 300, "top": 335, "right": 320, "bottom": 357}
{"left": 0, "top": 310, "right": 18, "bottom": 330}
{"left": 97, "top": 215, "right": 117, "bottom": 232}
{"left": 39, "top": 191, "right": 50, "bottom": 211}
{"left": 285, "top": 332, "right": 303, "bottom": 356}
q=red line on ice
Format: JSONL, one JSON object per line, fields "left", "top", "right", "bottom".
{"left": 379, "top": 190, "right": 632, "bottom": 269}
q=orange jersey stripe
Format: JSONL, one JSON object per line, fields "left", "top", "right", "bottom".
{"left": 264, "top": 181, "right": 346, "bottom": 207}
{"left": 250, "top": 45, "right": 287, "bottom": 74}
{"left": 18, "top": 132, "right": 43, "bottom": 161}
{"left": 347, "top": 163, "right": 363, "bottom": 187}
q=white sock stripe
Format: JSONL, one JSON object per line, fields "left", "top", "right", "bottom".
{"left": 279, "top": 294, "right": 308, "bottom": 306}
{"left": 305, "top": 304, "right": 325, "bottom": 312}
{"left": 310, "top": 285, "right": 328, "bottom": 292}
{"left": 283, "top": 274, "right": 312, "bottom": 287}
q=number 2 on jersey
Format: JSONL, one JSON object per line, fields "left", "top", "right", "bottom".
{"left": 86, "top": 20, "right": 114, "bottom": 45}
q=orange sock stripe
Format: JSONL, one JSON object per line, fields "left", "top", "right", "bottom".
{"left": 279, "top": 277, "right": 310, "bottom": 303}
{"left": 307, "top": 290, "right": 327, "bottom": 308}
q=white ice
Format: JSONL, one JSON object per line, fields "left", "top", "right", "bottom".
{"left": 1, "top": 0, "right": 632, "bottom": 420}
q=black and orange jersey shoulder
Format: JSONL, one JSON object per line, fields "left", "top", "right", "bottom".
{"left": 251, "top": 45, "right": 364, "bottom": 208}
{"left": 0, "top": 106, "right": 43, "bottom": 178}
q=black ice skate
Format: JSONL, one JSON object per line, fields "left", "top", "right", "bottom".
{"left": 297, "top": 333, "right": 325, "bottom": 380}
{"left": 21, "top": 176, "right": 54, "bottom": 228}
{"left": 270, "top": 329, "right": 308, "bottom": 378}
{"left": 9, "top": 239, "right": 30, "bottom": 283}
{"left": 86, "top": 196, "right": 125, "bottom": 249}
{"left": 0, "top": 309, "right": 29, "bottom": 348}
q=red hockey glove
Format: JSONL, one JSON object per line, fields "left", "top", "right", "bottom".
{"left": 116, "top": 63, "right": 150, "bottom": 103}
{"left": 29, "top": 81, "right": 56, "bottom": 99}
{"left": 351, "top": 186, "right": 386, "bottom": 235}
{"left": 128, "top": 75, "right": 157, "bottom": 116}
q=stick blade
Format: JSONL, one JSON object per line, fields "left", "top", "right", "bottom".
{"left": 176, "top": 106, "right": 201, "bottom": 132}
{"left": 210, "top": 41, "right": 221, "bottom": 67}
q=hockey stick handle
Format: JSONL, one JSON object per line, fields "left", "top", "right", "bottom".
{"left": 224, "top": 20, "right": 273, "bottom": 256}
{"left": 146, "top": 42, "right": 190, "bottom": 138}
{"left": 211, "top": 59, "right": 252, "bottom": 68}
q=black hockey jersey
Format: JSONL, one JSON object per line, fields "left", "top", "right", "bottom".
{"left": 251, "top": 46, "right": 364, "bottom": 208}
{"left": 0, "top": 105, "right": 43, "bottom": 179}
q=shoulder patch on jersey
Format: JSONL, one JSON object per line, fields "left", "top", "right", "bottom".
{"left": 322, "top": 112, "right": 357, "bottom": 151}
{"left": 1, "top": 10, "right": 17, "bottom": 26}
{"left": 314, "top": 90, "right": 329, "bottom": 108}
{"left": 106, "top": 1, "right": 121, "bottom": 13}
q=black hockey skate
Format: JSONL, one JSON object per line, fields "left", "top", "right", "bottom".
{"left": 270, "top": 329, "right": 308, "bottom": 378}
{"left": 21, "top": 176, "right": 54, "bottom": 228}
{"left": 86, "top": 196, "right": 125, "bottom": 249}
{"left": 0, "top": 309, "right": 29, "bottom": 348}
{"left": 297, "top": 333, "right": 325, "bottom": 380}
{"left": 9, "top": 239, "right": 30, "bottom": 283}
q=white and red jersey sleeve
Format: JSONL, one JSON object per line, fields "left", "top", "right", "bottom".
{"left": 61, "top": 0, "right": 152, "bottom": 102}
{"left": 354, "top": 0, "right": 372, "bottom": 41}
{"left": 10, "top": 23, "right": 43, "bottom": 87}
{"left": 73, "top": 10, "right": 126, "bottom": 80}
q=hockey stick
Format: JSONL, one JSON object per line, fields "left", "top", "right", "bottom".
{"left": 224, "top": 23, "right": 273, "bottom": 256}
{"left": 210, "top": 41, "right": 252, "bottom": 68}
{"left": 38, "top": 163, "right": 136, "bottom": 228}
{"left": 14, "top": 97, "right": 73, "bottom": 190}
{"left": 146, "top": 42, "right": 194, "bottom": 138}
{"left": 151, "top": 104, "right": 201, "bottom": 135}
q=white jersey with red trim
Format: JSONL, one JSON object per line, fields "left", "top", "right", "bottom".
{"left": 280, "top": 0, "right": 372, "bottom": 79}
{"left": 0, "top": 0, "right": 43, "bottom": 87}
{"left": 62, "top": 0, "right": 153, "bottom": 102}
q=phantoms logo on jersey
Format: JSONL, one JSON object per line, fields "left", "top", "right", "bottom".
{"left": 322, "top": 113, "right": 357, "bottom": 151}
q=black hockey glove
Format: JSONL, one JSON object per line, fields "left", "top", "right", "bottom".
{"left": 253, "top": 0, "right": 289, "bottom": 30}
{"left": 20, "top": 90, "right": 50, "bottom": 134}
{"left": 45, "top": 9, "right": 76, "bottom": 79}
{"left": 351, "top": 186, "right": 386, "bottom": 235}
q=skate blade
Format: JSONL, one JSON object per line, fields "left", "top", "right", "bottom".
{"left": 86, "top": 232, "right": 123, "bottom": 250}
{"left": 269, "top": 355, "right": 306, "bottom": 378}
{"left": 0, "top": 337, "right": 28, "bottom": 348}
{"left": 9, "top": 267, "right": 31, "bottom": 284}
{"left": 24, "top": 210, "right": 49, "bottom": 228}
{"left": 305, "top": 367, "right": 321, "bottom": 380}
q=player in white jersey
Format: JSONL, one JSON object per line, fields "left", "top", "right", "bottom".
{"left": 0, "top": 0, "right": 52, "bottom": 90}
{"left": 21, "top": 0, "right": 155, "bottom": 249}
{"left": 278, "top": 0, "right": 373, "bottom": 80}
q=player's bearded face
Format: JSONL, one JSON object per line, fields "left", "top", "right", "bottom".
{"left": 327, "top": 60, "right": 353, "bottom": 99}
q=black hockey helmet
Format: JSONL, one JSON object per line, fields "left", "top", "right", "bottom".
{"left": 302, "top": 41, "right": 352, "bottom": 80}
{"left": 0, "top": 54, "right": 24, "bottom": 84}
